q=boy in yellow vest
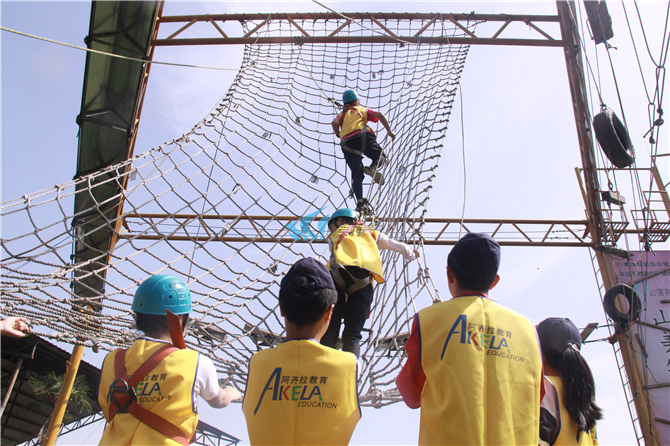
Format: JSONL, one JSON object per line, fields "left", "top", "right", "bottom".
{"left": 396, "top": 233, "right": 543, "bottom": 445}
{"left": 98, "top": 275, "right": 241, "bottom": 446}
{"left": 243, "top": 258, "right": 360, "bottom": 445}
{"left": 322, "top": 208, "right": 419, "bottom": 358}
{"left": 332, "top": 89, "right": 395, "bottom": 213}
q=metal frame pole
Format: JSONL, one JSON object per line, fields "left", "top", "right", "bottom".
{"left": 42, "top": 345, "right": 85, "bottom": 446}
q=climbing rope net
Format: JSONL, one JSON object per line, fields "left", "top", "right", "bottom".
{"left": 1, "top": 16, "right": 476, "bottom": 405}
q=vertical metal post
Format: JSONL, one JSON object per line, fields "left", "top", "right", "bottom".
{"left": 42, "top": 344, "right": 85, "bottom": 446}
{"left": 0, "top": 358, "right": 24, "bottom": 418}
{"left": 558, "top": 2, "right": 655, "bottom": 444}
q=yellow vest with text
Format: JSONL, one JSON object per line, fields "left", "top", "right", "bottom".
{"left": 243, "top": 339, "right": 360, "bottom": 445}
{"left": 338, "top": 106, "right": 370, "bottom": 139}
{"left": 548, "top": 376, "right": 598, "bottom": 446}
{"left": 327, "top": 224, "right": 384, "bottom": 283}
{"left": 98, "top": 339, "right": 200, "bottom": 446}
{"left": 416, "top": 296, "right": 543, "bottom": 445}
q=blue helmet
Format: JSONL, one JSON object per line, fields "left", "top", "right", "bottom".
{"left": 329, "top": 208, "right": 357, "bottom": 226}
{"left": 342, "top": 89, "right": 359, "bottom": 104}
{"left": 131, "top": 275, "right": 192, "bottom": 315}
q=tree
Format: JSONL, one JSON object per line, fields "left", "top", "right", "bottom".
{"left": 26, "top": 371, "right": 93, "bottom": 443}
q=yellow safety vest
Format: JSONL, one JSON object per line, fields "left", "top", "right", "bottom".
{"left": 416, "top": 296, "right": 543, "bottom": 445}
{"left": 243, "top": 339, "right": 360, "bottom": 445}
{"left": 98, "top": 339, "right": 199, "bottom": 446}
{"left": 338, "top": 106, "right": 370, "bottom": 139}
{"left": 547, "top": 376, "right": 599, "bottom": 446}
{"left": 327, "top": 224, "right": 384, "bottom": 283}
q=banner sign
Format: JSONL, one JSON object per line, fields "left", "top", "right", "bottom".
{"left": 613, "top": 251, "right": 670, "bottom": 444}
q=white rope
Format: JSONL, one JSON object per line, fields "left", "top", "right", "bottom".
{"left": 1, "top": 15, "right": 474, "bottom": 406}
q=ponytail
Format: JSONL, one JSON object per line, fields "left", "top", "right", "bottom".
{"left": 548, "top": 346, "right": 603, "bottom": 432}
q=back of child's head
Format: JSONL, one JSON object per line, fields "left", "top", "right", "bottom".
{"left": 328, "top": 208, "right": 357, "bottom": 230}
{"left": 279, "top": 258, "right": 337, "bottom": 328}
{"left": 447, "top": 233, "right": 500, "bottom": 292}
{"left": 537, "top": 317, "right": 602, "bottom": 432}
{"left": 342, "top": 89, "right": 359, "bottom": 106}
{"left": 132, "top": 275, "right": 192, "bottom": 337}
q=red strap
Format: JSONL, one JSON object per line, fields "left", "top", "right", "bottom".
{"left": 126, "top": 403, "right": 190, "bottom": 446}
{"left": 343, "top": 104, "right": 364, "bottom": 119}
{"left": 108, "top": 345, "right": 189, "bottom": 444}
{"left": 166, "top": 310, "right": 187, "bottom": 349}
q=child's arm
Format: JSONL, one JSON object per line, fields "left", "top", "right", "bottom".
{"left": 377, "top": 233, "right": 419, "bottom": 261}
{"left": 1, "top": 317, "right": 30, "bottom": 338}
{"left": 372, "top": 111, "right": 396, "bottom": 140}
{"left": 198, "top": 355, "right": 242, "bottom": 408}
{"left": 206, "top": 386, "right": 242, "bottom": 408}
{"left": 396, "top": 315, "right": 424, "bottom": 408}
{"left": 332, "top": 115, "right": 342, "bottom": 139}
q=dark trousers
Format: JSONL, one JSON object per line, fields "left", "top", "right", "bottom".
{"left": 341, "top": 133, "right": 385, "bottom": 202}
{"left": 321, "top": 266, "right": 374, "bottom": 358}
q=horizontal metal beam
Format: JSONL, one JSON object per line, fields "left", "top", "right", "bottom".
{"left": 159, "top": 12, "right": 562, "bottom": 23}
{"left": 115, "top": 213, "right": 591, "bottom": 246}
{"left": 153, "top": 12, "right": 564, "bottom": 47}
{"left": 153, "top": 36, "right": 565, "bottom": 47}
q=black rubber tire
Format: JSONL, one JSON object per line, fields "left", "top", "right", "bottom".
{"left": 593, "top": 109, "right": 635, "bottom": 168}
{"left": 603, "top": 283, "right": 642, "bottom": 324}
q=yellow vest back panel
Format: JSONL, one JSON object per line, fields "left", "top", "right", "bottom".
{"left": 98, "top": 339, "right": 200, "bottom": 446}
{"left": 548, "top": 376, "right": 598, "bottom": 446}
{"left": 243, "top": 340, "right": 360, "bottom": 445}
{"left": 339, "top": 106, "right": 369, "bottom": 139}
{"left": 328, "top": 225, "right": 384, "bottom": 283}
{"left": 417, "top": 296, "right": 543, "bottom": 445}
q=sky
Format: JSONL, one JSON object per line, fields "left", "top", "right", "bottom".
{"left": 2, "top": 1, "right": 668, "bottom": 445}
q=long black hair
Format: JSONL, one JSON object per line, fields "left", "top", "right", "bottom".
{"left": 545, "top": 346, "right": 603, "bottom": 432}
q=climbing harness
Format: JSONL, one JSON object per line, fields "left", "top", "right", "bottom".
{"left": 107, "top": 345, "right": 190, "bottom": 446}
{"left": 329, "top": 222, "right": 377, "bottom": 298}
{"left": 107, "top": 311, "right": 189, "bottom": 444}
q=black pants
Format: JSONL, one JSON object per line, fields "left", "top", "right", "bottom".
{"left": 341, "top": 133, "right": 385, "bottom": 202}
{"left": 321, "top": 266, "right": 374, "bottom": 358}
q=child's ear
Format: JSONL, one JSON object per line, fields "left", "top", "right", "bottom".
{"left": 489, "top": 274, "right": 501, "bottom": 290}
{"left": 279, "top": 302, "right": 285, "bottom": 317}
{"left": 324, "top": 304, "right": 335, "bottom": 323}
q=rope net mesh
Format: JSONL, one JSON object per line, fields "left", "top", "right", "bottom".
{"left": 1, "top": 16, "right": 475, "bottom": 406}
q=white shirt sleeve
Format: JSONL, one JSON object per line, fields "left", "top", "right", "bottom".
{"left": 377, "top": 232, "right": 416, "bottom": 261}
{"left": 195, "top": 353, "right": 220, "bottom": 402}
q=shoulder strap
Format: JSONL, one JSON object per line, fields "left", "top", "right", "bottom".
{"left": 108, "top": 345, "right": 190, "bottom": 445}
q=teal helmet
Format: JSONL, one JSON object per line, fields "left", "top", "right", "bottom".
{"left": 342, "top": 89, "right": 359, "bottom": 104}
{"left": 329, "top": 208, "right": 357, "bottom": 226}
{"left": 131, "top": 275, "right": 192, "bottom": 315}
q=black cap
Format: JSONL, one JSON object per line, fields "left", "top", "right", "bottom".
{"left": 280, "top": 258, "right": 335, "bottom": 292}
{"left": 447, "top": 233, "right": 501, "bottom": 285}
{"left": 536, "top": 317, "right": 582, "bottom": 355}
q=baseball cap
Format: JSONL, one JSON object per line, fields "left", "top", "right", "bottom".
{"left": 536, "top": 317, "right": 582, "bottom": 355}
{"left": 447, "top": 233, "right": 501, "bottom": 284}
{"left": 280, "top": 258, "right": 335, "bottom": 292}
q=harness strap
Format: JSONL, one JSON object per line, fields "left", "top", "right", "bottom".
{"left": 340, "top": 127, "right": 370, "bottom": 156}
{"left": 108, "top": 345, "right": 189, "bottom": 445}
{"left": 329, "top": 258, "right": 372, "bottom": 298}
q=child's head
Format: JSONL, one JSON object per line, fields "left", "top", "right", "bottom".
{"left": 342, "top": 89, "right": 359, "bottom": 106}
{"left": 279, "top": 258, "right": 337, "bottom": 329}
{"left": 537, "top": 317, "right": 602, "bottom": 431}
{"left": 536, "top": 317, "right": 582, "bottom": 368}
{"left": 447, "top": 233, "right": 500, "bottom": 293}
{"left": 132, "top": 275, "right": 191, "bottom": 337}
{"left": 328, "top": 208, "right": 356, "bottom": 233}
